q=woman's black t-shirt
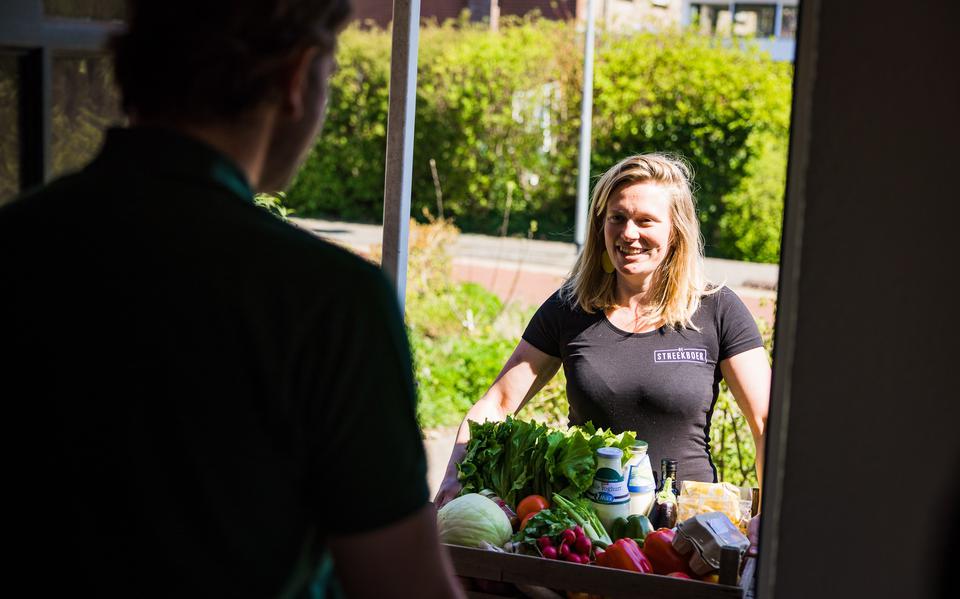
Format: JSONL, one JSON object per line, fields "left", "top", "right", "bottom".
{"left": 522, "top": 286, "right": 763, "bottom": 483}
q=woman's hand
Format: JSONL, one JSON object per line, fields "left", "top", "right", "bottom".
{"left": 434, "top": 469, "right": 462, "bottom": 508}
{"left": 747, "top": 513, "right": 761, "bottom": 557}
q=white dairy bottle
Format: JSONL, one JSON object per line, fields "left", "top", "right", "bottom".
{"left": 586, "top": 447, "right": 630, "bottom": 534}
{"left": 625, "top": 440, "right": 656, "bottom": 517}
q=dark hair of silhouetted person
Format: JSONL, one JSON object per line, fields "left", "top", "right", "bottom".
{"left": 111, "top": 0, "right": 351, "bottom": 122}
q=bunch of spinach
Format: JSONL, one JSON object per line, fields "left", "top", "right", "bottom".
{"left": 457, "top": 417, "right": 636, "bottom": 508}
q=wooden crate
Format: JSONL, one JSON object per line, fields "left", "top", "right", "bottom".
{"left": 445, "top": 544, "right": 754, "bottom": 599}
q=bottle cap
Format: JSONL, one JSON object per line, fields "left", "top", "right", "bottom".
{"left": 661, "top": 458, "right": 678, "bottom": 475}
{"left": 597, "top": 447, "right": 623, "bottom": 459}
{"left": 630, "top": 440, "right": 648, "bottom": 454}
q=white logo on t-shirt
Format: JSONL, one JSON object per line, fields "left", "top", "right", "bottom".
{"left": 653, "top": 347, "right": 708, "bottom": 364}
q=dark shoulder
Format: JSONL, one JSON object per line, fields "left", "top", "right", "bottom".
{"left": 239, "top": 210, "right": 389, "bottom": 299}
{"left": 0, "top": 171, "right": 83, "bottom": 223}
{"left": 691, "top": 285, "right": 743, "bottom": 328}
{"left": 544, "top": 287, "right": 594, "bottom": 318}
{"left": 698, "top": 285, "right": 743, "bottom": 313}
{"left": 530, "top": 288, "right": 602, "bottom": 337}
{"left": 0, "top": 172, "right": 95, "bottom": 259}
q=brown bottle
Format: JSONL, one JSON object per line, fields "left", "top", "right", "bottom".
{"left": 658, "top": 458, "right": 681, "bottom": 497}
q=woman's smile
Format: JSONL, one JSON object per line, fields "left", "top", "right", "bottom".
{"left": 615, "top": 242, "right": 653, "bottom": 257}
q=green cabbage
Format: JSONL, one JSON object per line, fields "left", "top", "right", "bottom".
{"left": 437, "top": 493, "right": 512, "bottom": 548}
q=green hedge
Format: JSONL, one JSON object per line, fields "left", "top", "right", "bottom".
{"left": 288, "top": 18, "right": 792, "bottom": 263}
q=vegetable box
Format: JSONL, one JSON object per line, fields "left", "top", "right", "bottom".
{"left": 445, "top": 543, "right": 755, "bottom": 599}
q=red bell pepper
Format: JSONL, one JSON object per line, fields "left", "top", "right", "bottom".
{"left": 594, "top": 538, "right": 652, "bottom": 573}
{"left": 642, "top": 528, "right": 692, "bottom": 576}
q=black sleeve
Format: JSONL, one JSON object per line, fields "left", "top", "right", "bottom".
{"left": 299, "top": 262, "right": 428, "bottom": 535}
{"left": 716, "top": 287, "right": 764, "bottom": 361}
{"left": 521, "top": 290, "right": 564, "bottom": 358}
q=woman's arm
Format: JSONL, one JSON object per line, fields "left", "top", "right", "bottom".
{"left": 433, "top": 339, "right": 562, "bottom": 507}
{"left": 719, "top": 346, "right": 771, "bottom": 486}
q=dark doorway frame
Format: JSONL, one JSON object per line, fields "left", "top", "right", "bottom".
{"left": 754, "top": 0, "right": 817, "bottom": 594}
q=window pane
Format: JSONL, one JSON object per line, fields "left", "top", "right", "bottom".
{"left": 781, "top": 7, "right": 798, "bottom": 40}
{"left": 51, "top": 54, "right": 125, "bottom": 177}
{"left": 691, "top": 4, "right": 734, "bottom": 36}
{"left": 0, "top": 52, "right": 20, "bottom": 205}
{"left": 44, "top": 0, "right": 125, "bottom": 21}
{"left": 734, "top": 4, "right": 777, "bottom": 37}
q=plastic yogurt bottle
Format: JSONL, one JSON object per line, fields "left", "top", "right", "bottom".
{"left": 625, "top": 440, "right": 656, "bottom": 517}
{"left": 586, "top": 447, "right": 631, "bottom": 534}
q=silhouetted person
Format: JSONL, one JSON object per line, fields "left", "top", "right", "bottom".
{"left": 0, "top": 2, "right": 463, "bottom": 597}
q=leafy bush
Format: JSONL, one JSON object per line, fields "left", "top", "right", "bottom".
{"left": 254, "top": 192, "right": 294, "bottom": 221}
{"left": 286, "top": 18, "right": 792, "bottom": 263}
{"left": 384, "top": 217, "right": 568, "bottom": 429}
{"left": 290, "top": 27, "right": 392, "bottom": 221}
{"left": 413, "top": 332, "right": 516, "bottom": 429}
{"left": 712, "top": 134, "right": 786, "bottom": 263}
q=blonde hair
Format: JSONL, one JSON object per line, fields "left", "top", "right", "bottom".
{"left": 560, "top": 154, "right": 716, "bottom": 329}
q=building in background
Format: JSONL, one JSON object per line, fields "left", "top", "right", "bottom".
{"left": 349, "top": 1, "right": 575, "bottom": 27}
{"left": 581, "top": 0, "right": 682, "bottom": 32}
{"left": 350, "top": 1, "right": 674, "bottom": 29}
{"left": 350, "top": 1, "right": 795, "bottom": 61}
{"left": 681, "top": 1, "right": 798, "bottom": 61}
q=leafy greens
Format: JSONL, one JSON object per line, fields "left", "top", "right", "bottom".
{"left": 457, "top": 417, "right": 636, "bottom": 508}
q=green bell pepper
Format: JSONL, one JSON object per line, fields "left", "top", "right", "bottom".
{"left": 611, "top": 514, "right": 654, "bottom": 542}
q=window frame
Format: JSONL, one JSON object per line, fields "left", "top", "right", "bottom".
{"left": 0, "top": 1, "right": 120, "bottom": 190}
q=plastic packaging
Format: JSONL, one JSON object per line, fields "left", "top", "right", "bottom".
{"left": 672, "top": 512, "right": 750, "bottom": 576}
{"left": 676, "top": 480, "right": 752, "bottom": 534}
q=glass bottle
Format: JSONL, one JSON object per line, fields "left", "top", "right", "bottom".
{"left": 625, "top": 440, "right": 656, "bottom": 516}
{"left": 658, "top": 458, "right": 681, "bottom": 497}
{"left": 586, "top": 447, "right": 630, "bottom": 534}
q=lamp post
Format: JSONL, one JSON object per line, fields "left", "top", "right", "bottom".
{"left": 574, "top": 0, "right": 596, "bottom": 251}
{"left": 381, "top": 0, "right": 421, "bottom": 310}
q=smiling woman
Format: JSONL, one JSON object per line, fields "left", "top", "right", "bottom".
{"left": 435, "top": 154, "right": 772, "bottom": 506}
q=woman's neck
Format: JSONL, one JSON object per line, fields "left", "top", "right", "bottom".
{"left": 613, "top": 274, "right": 655, "bottom": 310}
{"left": 607, "top": 275, "right": 663, "bottom": 333}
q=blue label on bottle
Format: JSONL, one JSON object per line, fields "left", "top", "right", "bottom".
{"left": 587, "top": 476, "right": 629, "bottom": 505}
{"left": 626, "top": 464, "right": 655, "bottom": 493}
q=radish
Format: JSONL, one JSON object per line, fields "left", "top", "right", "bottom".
{"left": 537, "top": 536, "right": 553, "bottom": 551}
{"left": 542, "top": 546, "right": 558, "bottom": 559}
{"left": 558, "top": 543, "right": 572, "bottom": 559}
{"left": 560, "top": 528, "right": 576, "bottom": 545}
{"left": 574, "top": 535, "right": 591, "bottom": 555}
